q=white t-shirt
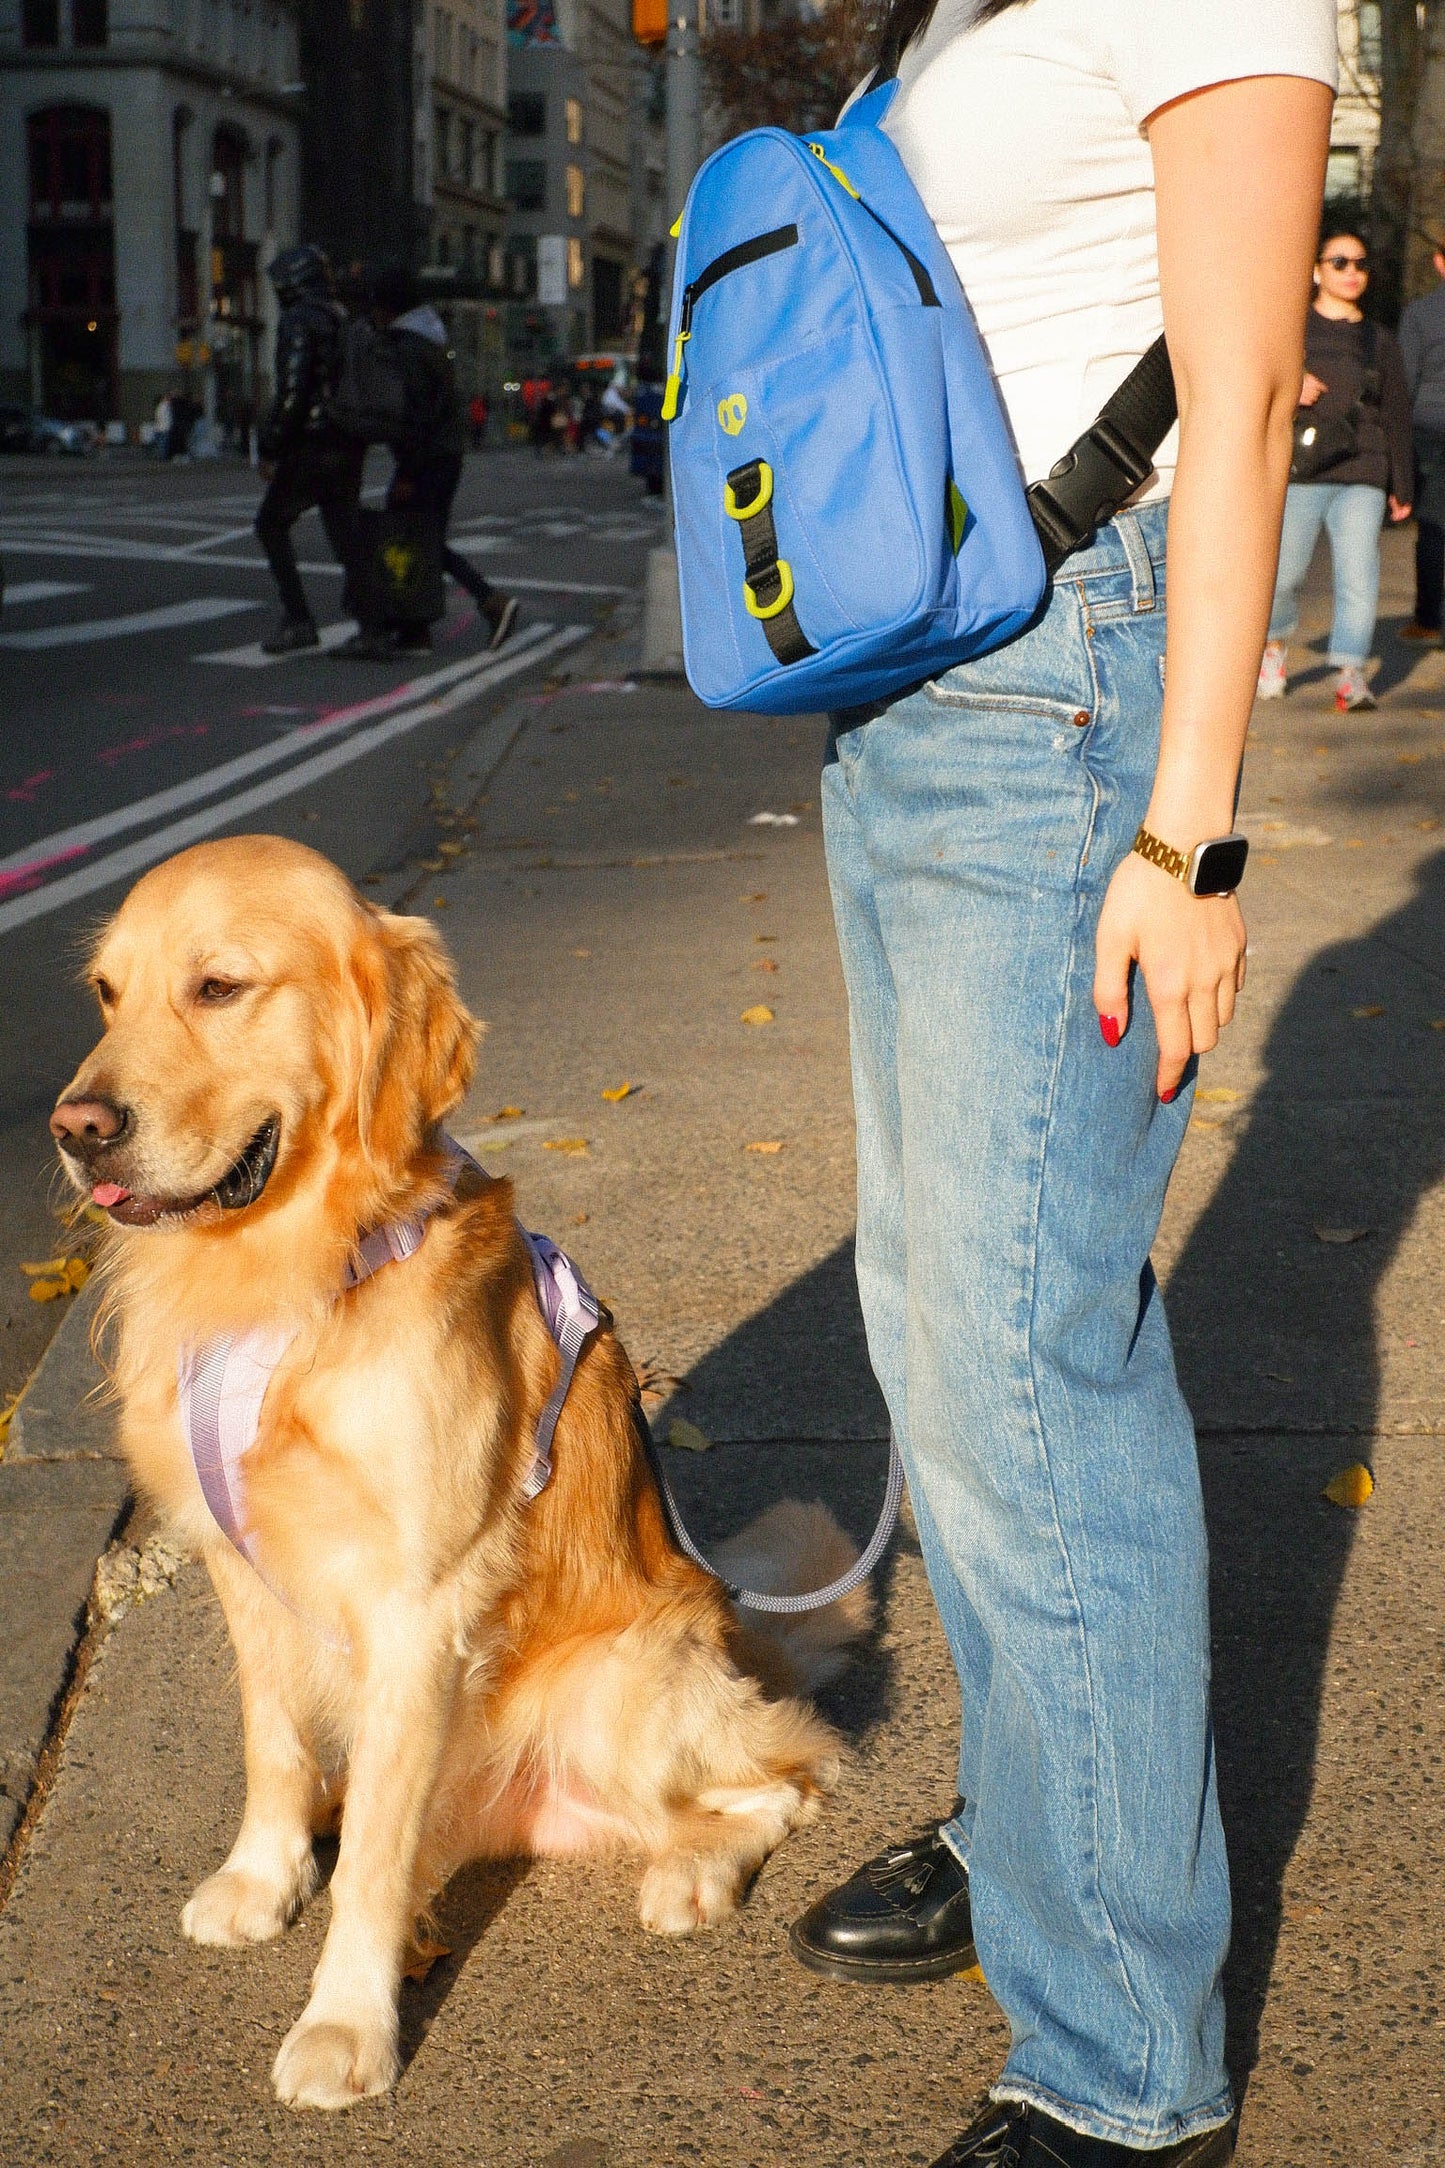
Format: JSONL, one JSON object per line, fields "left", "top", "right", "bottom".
{"left": 881, "top": 0, "right": 1339, "bottom": 497}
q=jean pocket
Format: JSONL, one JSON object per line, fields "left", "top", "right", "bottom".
{"left": 922, "top": 588, "right": 1094, "bottom": 729}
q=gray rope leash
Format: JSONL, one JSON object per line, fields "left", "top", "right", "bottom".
{"left": 643, "top": 1423, "right": 904, "bottom": 1614}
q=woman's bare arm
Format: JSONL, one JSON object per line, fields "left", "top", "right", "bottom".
{"left": 1093, "top": 74, "right": 1333, "bottom": 1096}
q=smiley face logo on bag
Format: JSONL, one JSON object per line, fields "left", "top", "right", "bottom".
{"left": 717, "top": 393, "right": 748, "bottom": 436}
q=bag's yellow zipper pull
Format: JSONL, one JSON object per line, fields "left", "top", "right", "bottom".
{"left": 660, "top": 286, "right": 695, "bottom": 422}
{"left": 806, "top": 141, "right": 861, "bottom": 199}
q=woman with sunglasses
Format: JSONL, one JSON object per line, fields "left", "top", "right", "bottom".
{"left": 1259, "top": 232, "right": 1414, "bottom": 710}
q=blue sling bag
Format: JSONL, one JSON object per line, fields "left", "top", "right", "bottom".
{"left": 663, "top": 80, "right": 1175, "bottom": 715}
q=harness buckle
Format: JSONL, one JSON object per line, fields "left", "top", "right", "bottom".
{"left": 1026, "top": 417, "right": 1158, "bottom": 574}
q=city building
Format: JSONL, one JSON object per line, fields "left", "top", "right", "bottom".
{"left": 295, "top": 0, "right": 423, "bottom": 281}
{"left": 503, "top": 0, "right": 663, "bottom": 370}
{"left": 1330, "top": 0, "right": 1381, "bottom": 212}
{"left": 0, "top": 0, "right": 301, "bottom": 432}
{"left": 417, "top": 0, "right": 511, "bottom": 405}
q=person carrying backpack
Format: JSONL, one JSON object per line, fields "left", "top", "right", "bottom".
{"left": 746, "top": 4, "right": 1338, "bottom": 2164}
{"left": 336, "top": 264, "right": 517, "bottom": 661}
{"left": 254, "top": 245, "right": 363, "bottom": 656}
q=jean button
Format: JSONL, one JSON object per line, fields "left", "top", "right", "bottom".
{"left": 1072, "top": 709, "right": 1090, "bottom": 728}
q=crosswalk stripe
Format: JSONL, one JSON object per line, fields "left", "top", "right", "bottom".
{"left": 1, "top": 579, "right": 91, "bottom": 606}
{"left": 196, "top": 618, "right": 361, "bottom": 667}
{"left": 0, "top": 596, "right": 259, "bottom": 651}
{"left": 0, "top": 621, "right": 558, "bottom": 884}
{"left": 0, "top": 623, "right": 588, "bottom": 937}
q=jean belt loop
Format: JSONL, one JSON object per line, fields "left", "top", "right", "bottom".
{"left": 1117, "top": 508, "right": 1156, "bottom": 613}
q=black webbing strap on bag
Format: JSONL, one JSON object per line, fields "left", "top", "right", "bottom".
{"left": 1027, "top": 336, "right": 1178, "bottom": 575}
{"left": 725, "top": 457, "right": 816, "bottom": 666}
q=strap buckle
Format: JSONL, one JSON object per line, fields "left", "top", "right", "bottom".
{"left": 1026, "top": 419, "right": 1157, "bottom": 575}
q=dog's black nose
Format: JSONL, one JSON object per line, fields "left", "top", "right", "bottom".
{"left": 50, "top": 1096, "right": 127, "bottom": 1155}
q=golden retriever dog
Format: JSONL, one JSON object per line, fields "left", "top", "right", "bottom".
{"left": 49, "top": 836, "right": 867, "bottom": 2111}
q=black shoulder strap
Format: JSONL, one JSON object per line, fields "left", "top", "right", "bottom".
{"left": 1027, "top": 336, "right": 1177, "bottom": 574}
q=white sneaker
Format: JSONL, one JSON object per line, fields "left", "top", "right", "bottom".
{"left": 1256, "top": 641, "right": 1287, "bottom": 700}
{"left": 1334, "top": 664, "right": 1376, "bottom": 712}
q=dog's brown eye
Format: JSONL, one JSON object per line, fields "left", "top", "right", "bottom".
{"left": 196, "top": 977, "right": 244, "bottom": 1006}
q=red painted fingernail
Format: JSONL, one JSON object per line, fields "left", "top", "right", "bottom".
{"left": 1099, "top": 1015, "right": 1121, "bottom": 1048}
{"left": 1159, "top": 1086, "right": 1178, "bottom": 1104}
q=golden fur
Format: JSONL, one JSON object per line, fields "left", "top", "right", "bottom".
{"left": 52, "top": 837, "right": 866, "bottom": 2111}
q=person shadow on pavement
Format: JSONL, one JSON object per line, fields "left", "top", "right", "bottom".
{"left": 1166, "top": 846, "right": 1445, "bottom": 2107}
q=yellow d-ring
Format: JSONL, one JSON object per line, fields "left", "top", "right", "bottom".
{"left": 744, "top": 559, "right": 795, "bottom": 622}
{"left": 724, "top": 462, "right": 774, "bottom": 520}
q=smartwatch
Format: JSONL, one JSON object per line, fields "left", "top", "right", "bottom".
{"left": 1132, "top": 825, "right": 1249, "bottom": 897}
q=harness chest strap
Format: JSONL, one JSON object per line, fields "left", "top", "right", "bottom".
{"left": 176, "top": 1141, "right": 599, "bottom": 1567}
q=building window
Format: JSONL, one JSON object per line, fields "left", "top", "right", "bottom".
{"left": 72, "top": 0, "right": 108, "bottom": 45}
{"left": 488, "top": 238, "right": 505, "bottom": 290}
{"left": 507, "top": 158, "right": 547, "bottom": 210}
{"left": 709, "top": 0, "right": 741, "bottom": 25}
{"left": 565, "top": 163, "right": 584, "bottom": 219}
{"left": 22, "top": 0, "right": 60, "bottom": 45}
{"left": 212, "top": 129, "right": 247, "bottom": 241}
{"left": 435, "top": 107, "right": 452, "bottom": 179}
{"left": 480, "top": 130, "right": 498, "bottom": 194}
{"left": 567, "top": 235, "right": 583, "bottom": 290}
{"left": 461, "top": 119, "right": 476, "bottom": 187}
{"left": 1324, "top": 146, "right": 1363, "bottom": 205}
{"left": 29, "top": 104, "right": 113, "bottom": 221}
{"left": 436, "top": 228, "right": 453, "bottom": 267}
{"left": 264, "top": 137, "right": 283, "bottom": 233}
{"left": 508, "top": 92, "right": 546, "bottom": 136}
{"left": 565, "top": 97, "right": 583, "bottom": 145}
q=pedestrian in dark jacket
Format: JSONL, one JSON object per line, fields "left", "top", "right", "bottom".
{"left": 338, "top": 264, "right": 517, "bottom": 660}
{"left": 1259, "top": 230, "right": 1413, "bottom": 710}
{"left": 1398, "top": 241, "right": 1445, "bottom": 640}
{"left": 254, "top": 245, "right": 363, "bottom": 655}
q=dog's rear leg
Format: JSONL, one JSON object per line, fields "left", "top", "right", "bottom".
{"left": 639, "top": 1779, "right": 817, "bottom": 1934}
{"left": 271, "top": 1600, "right": 461, "bottom": 2111}
{"left": 182, "top": 1546, "right": 323, "bottom": 1948}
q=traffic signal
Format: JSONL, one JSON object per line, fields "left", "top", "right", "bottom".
{"left": 633, "top": 0, "right": 667, "bottom": 44}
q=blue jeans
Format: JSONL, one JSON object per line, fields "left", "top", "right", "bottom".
{"left": 1268, "top": 480, "right": 1386, "bottom": 665}
{"left": 821, "top": 503, "right": 1232, "bottom": 2149}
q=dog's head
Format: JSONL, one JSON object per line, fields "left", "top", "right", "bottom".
{"left": 52, "top": 837, "right": 479, "bottom": 1245}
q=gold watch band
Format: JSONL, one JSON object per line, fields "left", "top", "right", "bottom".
{"left": 1132, "top": 825, "right": 1190, "bottom": 883}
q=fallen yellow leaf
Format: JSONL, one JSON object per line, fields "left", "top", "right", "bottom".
{"left": 0, "top": 1392, "right": 19, "bottom": 1450}
{"left": 28, "top": 1277, "right": 67, "bottom": 1303}
{"left": 753, "top": 958, "right": 780, "bottom": 973}
{"left": 746, "top": 1141, "right": 783, "bottom": 1153}
{"left": 432, "top": 895, "right": 449, "bottom": 909}
{"left": 21, "top": 1257, "right": 67, "bottom": 1276}
{"left": 543, "top": 1138, "right": 589, "bottom": 1155}
{"left": 486, "top": 1106, "right": 525, "bottom": 1121}
{"left": 64, "top": 1258, "right": 89, "bottom": 1292}
{"left": 572, "top": 948, "right": 592, "bottom": 959}
{"left": 1322, "top": 1463, "right": 1374, "bottom": 1509}
{"left": 1430, "top": 1020, "right": 1445, "bottom": 1033}
{"left": 1195, "top": 1087, "right": 1242, "bottom": 1104}
{"left": 741, "top": 1004, "right": 774, "bottom": 1026}
{"left": 741, "top": 892, "right": 767, "bottom": 903}
{"left": 667, "top": 1416, "right": 713, "bottom": 1453}
{"left": 1396, "top": 751, "right": 1424, "bottom": 764}
{"left": 1190, "top": 1118, "right": 1224, "bottom": 1131}
{"left": 1417, "top": 818, "right": 1440, "bottom": 832}
{"left": 960, "top": 1963, "right": 987, "bottom": 1985}
{"left": 601, "top": 1082, "right": 635, "bottom": 1102}
{"left": 1352, "top": 1004, "right": 1385, "bottom": 1019}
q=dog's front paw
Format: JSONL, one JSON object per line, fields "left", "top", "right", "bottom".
{"left": 182, "top": 1856, "right": 316, "bottom": 1946}
{"left": 638, "top": 1851, "right": 739, "bottom": 1934}
{"left": 272, "top": 2009, "right": 399, "bottom": 2110}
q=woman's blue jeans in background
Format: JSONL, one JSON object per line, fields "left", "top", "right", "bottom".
{"left": 821, "top": 503, "right": 1232, "bottom": 2149}
{"left": 1268, "top": 479, "right": 1386, "bottom": 665}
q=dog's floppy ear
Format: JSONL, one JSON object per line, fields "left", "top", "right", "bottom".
{"left": 353, "top": 909, "right": 480, "bottom": 1175}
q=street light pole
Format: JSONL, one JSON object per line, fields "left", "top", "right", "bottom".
{"left": 640, "top": 0, "right": 702, "bottom": 675}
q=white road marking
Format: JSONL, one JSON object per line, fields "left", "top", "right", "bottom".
{"left": 0, "top": 623, "right": 588, "bottom": 936}
{"left": 2, "top": 580, "right": 91, "bottom": 606}
{"left": 0, "top": 538, "right": 636, "bottom": 594}
{"left": 0, "top": 596, "right": 259, "bottom": 651}
{"left": 0, "top": 623, "right": 559, "bottom": 882}
{"left": 196, "top": 618, "right": 361, "bottom": 667}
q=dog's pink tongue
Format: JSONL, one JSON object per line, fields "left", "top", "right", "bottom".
{"left": 92, "top": 1181, "right": 131, "bottom": 1208}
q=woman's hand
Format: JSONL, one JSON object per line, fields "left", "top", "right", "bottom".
{"left": 1094, "top": 851, "right": 1247, "bottom": 1100}
{"left": 1389, "top": 494, "right": 1413, "bottom": 523}
{"left": 1299, "top": 370, "right": 1328, "bottom": 407}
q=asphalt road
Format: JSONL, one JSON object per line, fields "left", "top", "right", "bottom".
{"left": 0, "top": 444, "right": 663, "bottom": 1403}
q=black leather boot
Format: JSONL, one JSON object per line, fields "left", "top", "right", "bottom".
{"left": 931, "top": 2100, "right": 1235, "bottom": 2167}
{"left": 789, "top": 1805, "right": 976, "bottom": 1984}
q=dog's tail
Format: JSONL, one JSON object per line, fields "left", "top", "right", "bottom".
{"left": 712, "top": 1500, "right": 873, "bottom": 1693}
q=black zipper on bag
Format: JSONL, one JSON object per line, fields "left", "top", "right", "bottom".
{"left": 680, "top": 224, "right": 800, "bottom": 335}
{"left": 855, "top": 199, "right": 940, "bottom": 307}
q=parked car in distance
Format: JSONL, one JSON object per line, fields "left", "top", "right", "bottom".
{"left": 0, "top": 408, "right": 98, "bottom": 455}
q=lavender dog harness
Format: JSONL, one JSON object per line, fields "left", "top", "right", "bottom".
{"left": 176, "top": 1142, "right": 599, "bottom": 1572}
{"left": 177, "top": 1142, "right": 900, "bottom": 1620}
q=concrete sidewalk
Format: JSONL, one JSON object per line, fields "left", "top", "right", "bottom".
{"left": 0, "top": 536, "right": 1442, "bottom": 2165}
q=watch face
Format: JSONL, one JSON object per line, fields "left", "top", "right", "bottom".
{"left": 1190, "top": 836, "right": 1249, "bottom": 896}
